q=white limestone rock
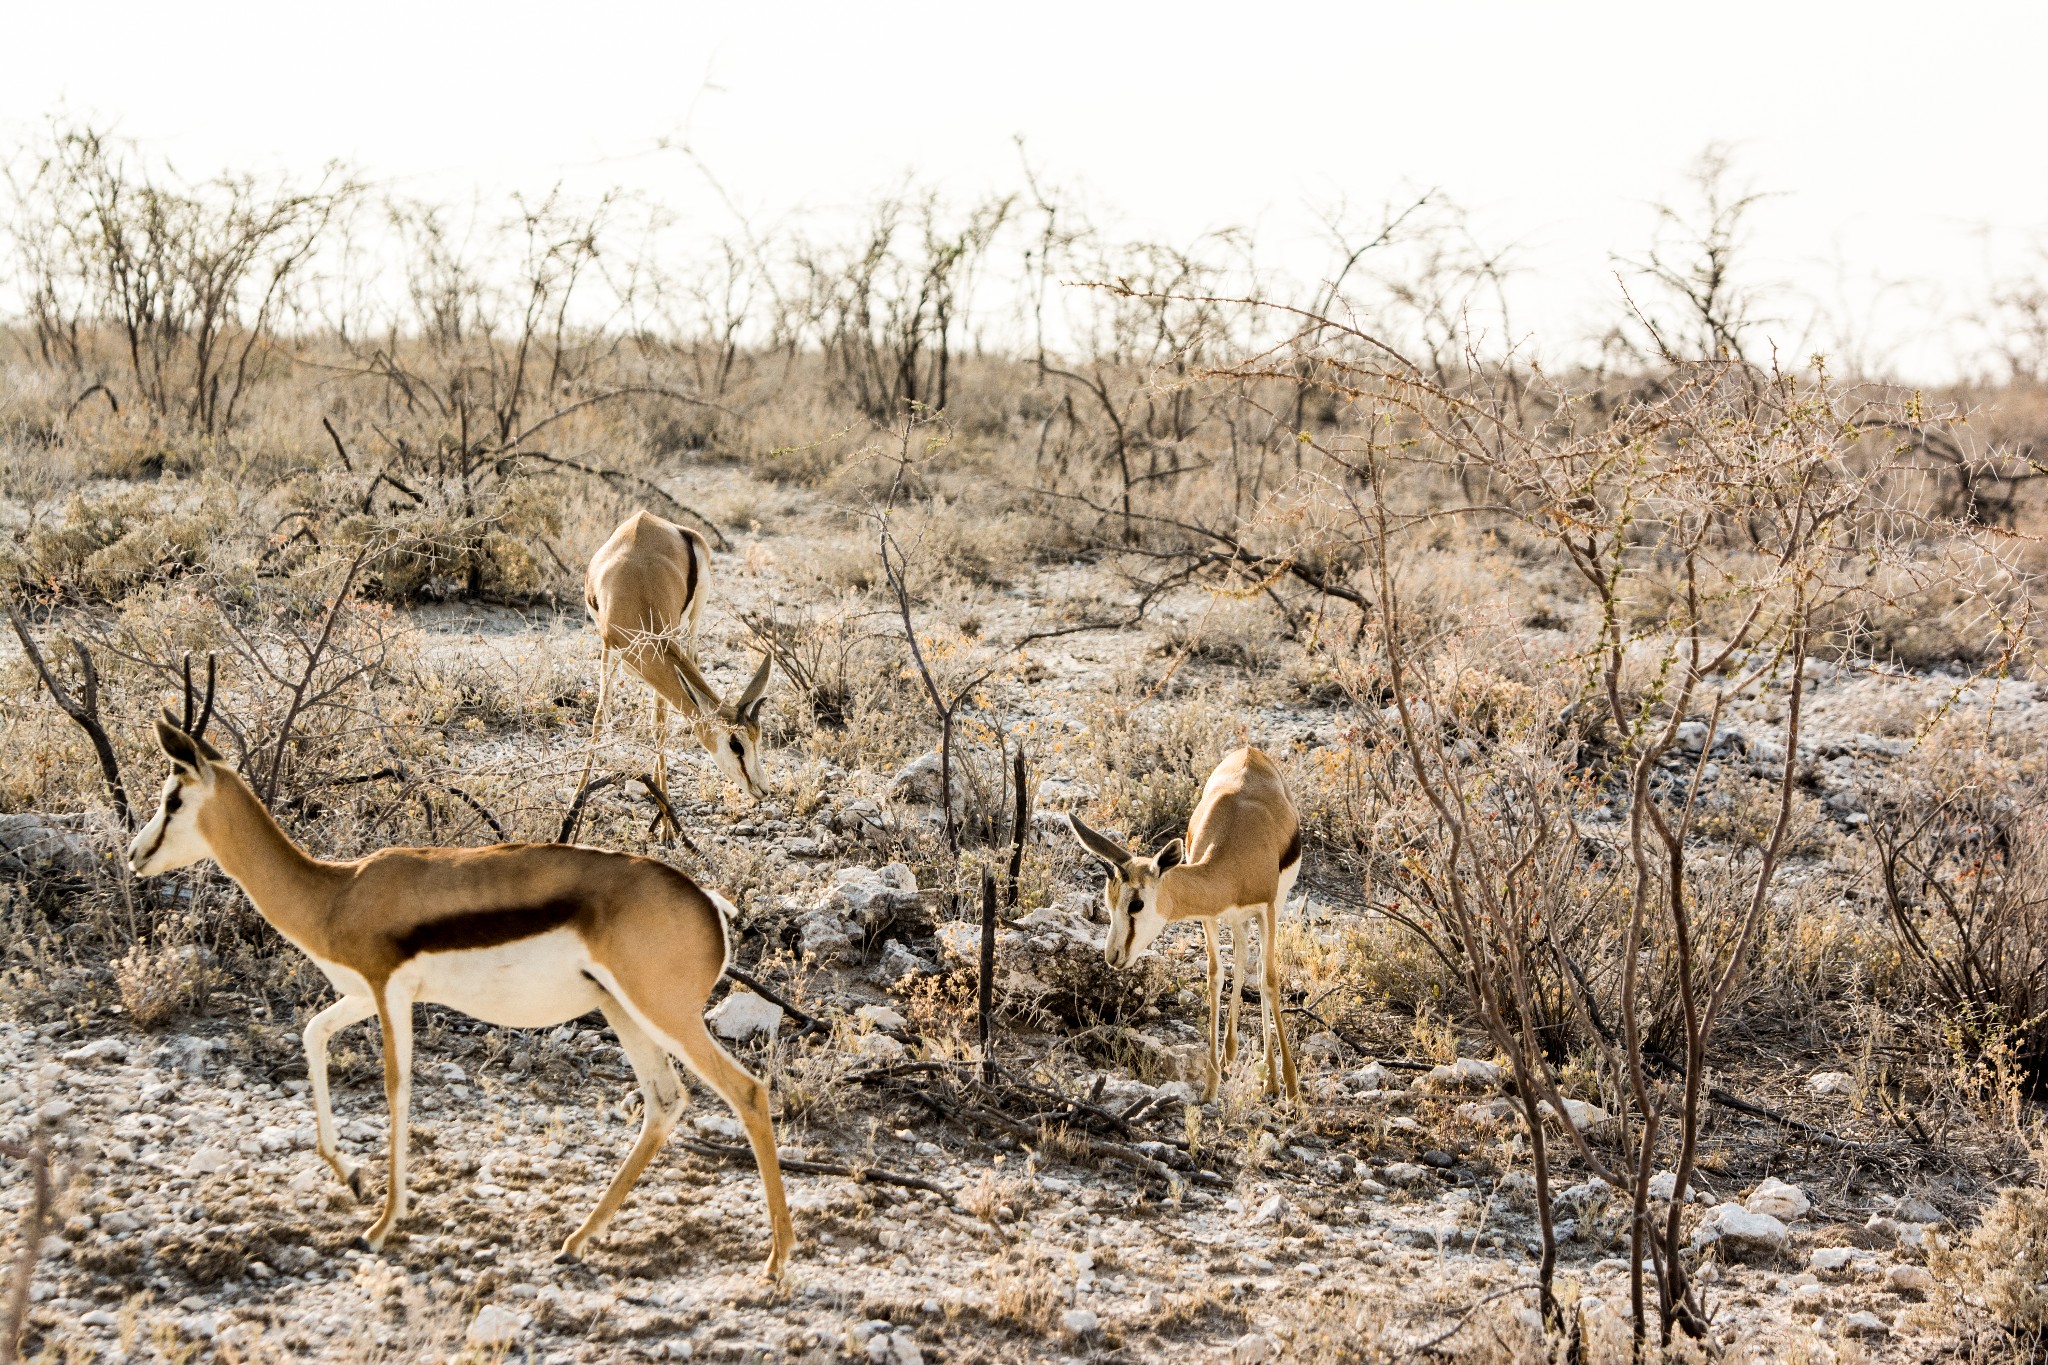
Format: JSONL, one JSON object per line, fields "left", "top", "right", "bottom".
{"left": 707, "top": 991, "right": 783, "bottom": 1042}
{"left": 1691, "top": 1202, "right": 1789, "bottom": 1260}
{"left": 1747, "top": 1177, "right": 1811, "bottom": 1221}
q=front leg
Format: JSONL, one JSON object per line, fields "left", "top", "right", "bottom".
{"left": 1202, "top": 919, "right": 1224, "bottom": 1102}
{"left": 359, "top": 988, "right": 415, "bottom": 1250}
{"left": 303, "top": 994, "right": 377, "bottom": 1200}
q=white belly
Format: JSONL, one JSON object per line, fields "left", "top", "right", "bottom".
{"left": 397, "top": 928, "right": 606, "bottom": 1027}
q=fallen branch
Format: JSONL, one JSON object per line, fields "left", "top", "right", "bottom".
{"left": 674, "top": 1138, "right": 949, "bottom": 1198}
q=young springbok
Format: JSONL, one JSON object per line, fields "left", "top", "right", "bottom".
{"left": 1068, "top": 746, "right": 1302, "bottom": 1102}
{"left": 584, "top": 510, "right": 773, "bottom": 801}
{"left": 127, "top": 664, "right": 793, "bottom": 1275}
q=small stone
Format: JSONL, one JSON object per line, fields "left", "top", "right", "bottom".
{"left": 1747, "top": 1177, "right": 1811, "bottom": 1221}
{"left": 1892, "top": 1195, "right": 1943, "bottom": 1225}
{"left": 1383, "top": 1162, "right": 1430, "bottom": 1186}
{"left": 1421, "top": 1149, "right": 1455, "bottom": 1169}
{"left": 865, "top": 1330, "right": 924, "bottom": 1365}
{"left": 1539, "top": 1097, "right": 1616, "bottom": 1135}
{"left": 1455, "top": 1099, "right": 1516, "bottom": 1129}
{"left": 1060, "top": 1308, "right": 1099, "bottom": 1336}
{"left": 1690, "top": 1203, "right": 1789, "bottom": 1259}
{"left": 1233, "top": 1331, "right": 1278, "bottom": 1364}
{"left": 60, "top": 1038, "right": 128, "bottom": 1066}
{"left": 1416, "top": 1057, "right": 1502, "bottom": 1093}
{"left": 187, "top": 1146, "right": 232, "bottom": 1176}
{"left": 875, "top": 941, "right": 937, "bottom": 984}
{"left": 1343, "top": 1062, "right": 1393, "bottom": 1091}
{"left": 691, "top": 1112, "right": 746, "bottom": 1142}
{"left": 79, "top": 1310, "right": 116, "bottom": 1327}
{"left": 854, "top": 1032, "right": 908, "bottom": 1061}
{"left": 1841, "top": 1311, "right": 1889, "bottom": 1338}
{"left": 99, "top": 1211, "right": 139, "bottom": 1235}
{"left": 1805, "top": 1070, "right": 1854, "bottom": 1096}
{"left": 707, "top": 991, "right": 783, "bottom": 1043}
{"left": 466, "top": 1304, "right": 525, "bottom": 1347}
{"left": 1887, "top": 1264, "right": 1937, "bottom": 1296}
{"left": 1248, "top": 1194, "right": 1289, "bottom": 1227}
{"left": 1809, "top": 1247, "right": 1857, "bottom": 1276}
{"left": 856, "top": 1004, "right": 909, "bottom": 1034}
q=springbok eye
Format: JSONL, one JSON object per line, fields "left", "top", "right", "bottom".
{"left": 729, "top": 737, "right": 745, "bottom": 757}
{"left": 1129, "top": 897, "right": 1143, "bottom": 914}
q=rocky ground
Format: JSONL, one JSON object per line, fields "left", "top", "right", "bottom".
{"left": 0, "top": 998, "right": 1967, "bottom": 1364}
{"left": 1, "top": 471, "right": 2033, "bottom": 1362}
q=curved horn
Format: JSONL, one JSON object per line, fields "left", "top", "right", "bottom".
{"left": 181, "top": 655, "right": 195, "bottom": 733}
{"left": 194, "top": 654, "right": 216, "bottom": 738}
{"left": 736, "top": 654, "right": 773, "bottom": 710}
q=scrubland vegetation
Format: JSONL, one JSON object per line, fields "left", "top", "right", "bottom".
{"left": 4, "top": 124, "right": 2048, "bottom": 1362}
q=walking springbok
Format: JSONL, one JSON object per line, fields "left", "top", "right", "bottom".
{"left": 1068, "top": 746, "right": 1302, "bottom": 1103}
{"left": 127, "top": 662, "right": 793, "bottom": 1275}
{"left": 585, "top": 510, "right": 773, "bottom": 802}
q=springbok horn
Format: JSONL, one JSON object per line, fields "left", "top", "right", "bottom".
{"left": 194, "top": 654, "right": 217, "bottom": 738}
{"left": 181, "top": 655, "right": 195, "bottom": 733}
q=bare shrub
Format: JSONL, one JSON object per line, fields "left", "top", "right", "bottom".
{"left": 1870, "top": 728, "right": 2048, "bottom": 1096}
{"left": 1932, "top": 1179, "right": 2048, "bottom": 1353}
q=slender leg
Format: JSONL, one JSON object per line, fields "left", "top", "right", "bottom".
{"left": 558, "top": 998, "right": 689, "bottom": 1261}
{"left": 578, "top": 647, "right": 613, "bottom": 796}
{"left": 1260, "top": 902, "right": 1300, "bottom": 1102}
{"left": 360, "top": 988, "right": 415, "bottom": 1250}
{"left": 303, "top": 994, "right": 377, "bottom": 1200}
{"left": 1220, "top": 925, "right": 1236, "bottom": 1072}
{"left": 1202, "top": 918, "right": 1224, "bottom": 1102}
{"left": 636, "top": 1002, "right": 793, "bottom": 1278}
{"left": 652, "top": 696, "right": 670, "bottom": 803}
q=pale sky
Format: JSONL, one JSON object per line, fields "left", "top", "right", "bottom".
{"left": 7, "top": 0, "right": 2046, "bottom": 378}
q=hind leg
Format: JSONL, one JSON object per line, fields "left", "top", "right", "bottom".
{"left": 359, "top": 990, "right": 415, "bottom": 1250}
{"left": 1259, "top": 902, "right": 1300, "bottom": 1102}
{"left": 1224, "top": 921, "right": 1246, "bottom": 1074}
{"left": 559, "top": 999, "right": 689, "bottom": 1261}
{"left": 579, "top": 647, "right": 614, "bottom": 797}
{"left": 636, "top": 1003, "right": 792, "bottom": 1278}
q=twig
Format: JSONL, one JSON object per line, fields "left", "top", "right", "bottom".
{"left": 979, "top": 868, "right": 998, "bottom": 1083}
{"left": 6, "top": 607, "right": 132, "bottom": 830}
{"left": 62, "top": 382, "right": 118, "bottom": 420}
{"left": 1006, "top": 744, "right": 1028, "bottom": 908}
{"left": 320, "top": 415, "right": 355, "bottom": 471}
{"left": 1396, "top": 1283, "right": 1542, "bottom": 1357}
{"left": 503, "top": 450, "right": 731, "bottom": 550}
{"left": 673, "top": 1138, "right": 948, "bottom": 1198}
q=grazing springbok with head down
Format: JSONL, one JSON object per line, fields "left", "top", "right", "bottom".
{"left": 127, "top": 662, "right": 794, "bottom": 1275}
{"left": 584, "top": 510, "right": 773, "bottom": 802}
{"left": 1068, "top": 746, "right": 1303, "bottom": 1103}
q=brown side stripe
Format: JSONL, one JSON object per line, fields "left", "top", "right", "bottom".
{"left": 683, "top": 533, "right": 699, "bottom": 613}
{"left": 393, "top": 898, "right": 583, "bottom": 960}
{"left": 1279, "top": 828, "right": 1302, "bottom": 873}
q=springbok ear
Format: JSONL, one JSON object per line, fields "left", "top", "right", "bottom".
{"left": 1154, "top": 838, "right": 1186, "bottom": 872}
{"left": 156, "top": 713, "right": 204, "bottom": 772}
{"left": 736, "top": 654, "right": 773, "bottom": 709}
{"left": 1067, "top": 813, "right": 1131, "bottom": 872}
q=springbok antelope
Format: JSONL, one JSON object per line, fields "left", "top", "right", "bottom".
{"left": 127, "top": 663, "right": 793, "bottom": 1275}
{"left": 1068, "top": 747, "right": 1302, "bottom": 1103}
{"left": 584, "top": 510, "right": 772, "bottom": 802}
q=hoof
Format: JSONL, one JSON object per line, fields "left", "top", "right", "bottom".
{"left": 350, "top": 1235, "right": 375, "bottom": 1253}
{"left": 553, "top": 1249, "right": 580, "bottom": 1266}
{"left": 345, "top": 1169, "right": 371, "bottom": 1203}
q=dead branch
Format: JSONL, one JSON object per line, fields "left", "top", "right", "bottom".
{"left": 6, "top": 605, "right": 132, "bottom": 830}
